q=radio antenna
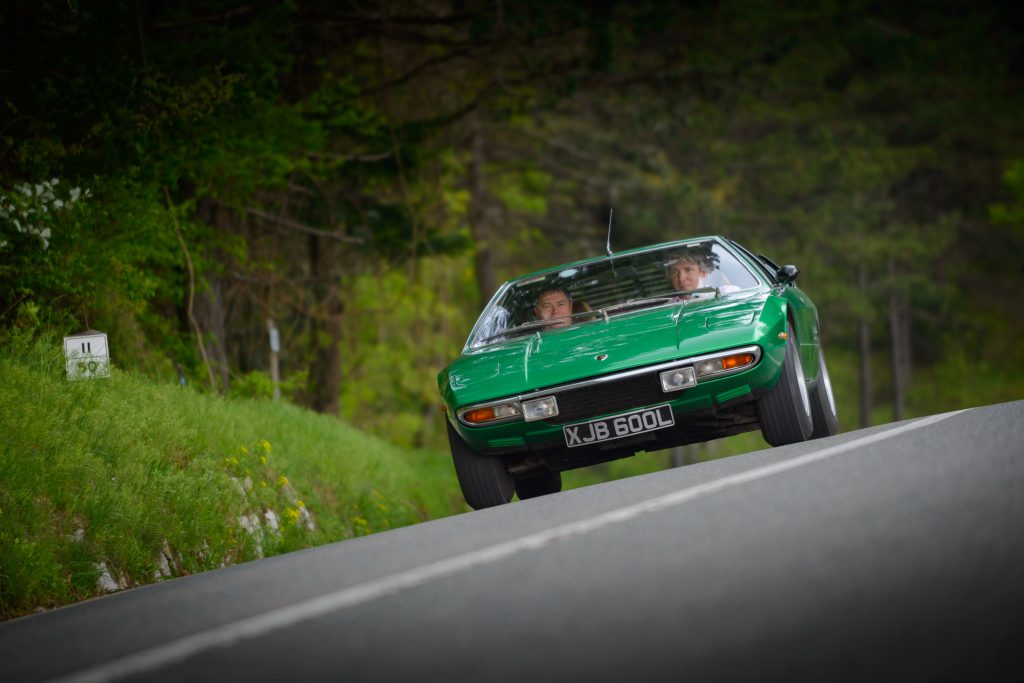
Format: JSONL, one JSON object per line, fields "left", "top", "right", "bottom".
{"left": 606, "top": 208, "right": 614, "bottom": 256}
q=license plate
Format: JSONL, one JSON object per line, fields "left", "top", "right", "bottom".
{"left": 563, "top": 404, "right": 675, "bottom": 448}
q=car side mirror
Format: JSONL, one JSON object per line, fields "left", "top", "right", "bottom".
{"left": 776, "top": 265, "right": 799, "bottom": 284}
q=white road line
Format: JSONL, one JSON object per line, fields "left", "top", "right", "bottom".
{"left": 50, "top": 410, "right": 967, "bottom": 683}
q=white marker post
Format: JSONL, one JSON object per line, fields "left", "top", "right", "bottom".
{"left": 64, "top": 330, "right": 111, "bottom": 380}
{"left": 267, "top": 319, "right": 281, "bottom": 401}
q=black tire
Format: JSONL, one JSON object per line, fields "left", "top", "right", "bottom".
{"left": 809, "top": 344, "right": 839, "bottom": 439}
{"left": 446, "top": 420, "right": 515, "bottom": 509}
{"left": 514, "top": 470, "right": 563, "bottom": 500}
{"left": 758, "top": 322, "right": 813, "bottom": 446}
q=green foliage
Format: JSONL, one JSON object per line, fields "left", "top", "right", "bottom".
{"left": 339, "top": 257, "right": 477, "bottom": 447}
{"left": 0, "top": 176, "right": 178, "bottom": 333}
{"left": 492, "top": 168, "right": 551, "bottom": 216}
{"left": 229, "top": 369, "right": 308, "bottom": 403}
{"left": 990, "top": 160, "right": 1024, "bottom": 233}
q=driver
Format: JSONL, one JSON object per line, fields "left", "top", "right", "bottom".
{"left": 535, "top": 287, "right": 574, "bottom": 329}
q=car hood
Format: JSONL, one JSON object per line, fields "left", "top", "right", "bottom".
{"left": 443, "top": 291, "right": 770, "bottom": 406}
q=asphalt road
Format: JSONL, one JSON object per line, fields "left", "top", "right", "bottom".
{"left": 2, "top": 401, "right": 1023, "bottom": 682}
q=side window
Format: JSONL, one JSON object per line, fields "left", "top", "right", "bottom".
{"left": 728, "top": 240, "right": 776, "bottom": 283}
{"left": 710, "top": 244, "right": 759, "bottom": 290}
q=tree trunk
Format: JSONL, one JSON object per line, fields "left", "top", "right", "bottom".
{"left": 193, "top": 199, "right": 231, "bottom": 393}
{"left": 858, "top": 264, "right": 872, "bottom": 429}
{"left": 194, "top": 273, "right": 230, "bottom": 392}
{"left": 468, "top": 115, "right": 497, "bottom": 307}
{"left": 308, "top": 232, "right": 343, "bottom": 416}
{"left": 888, "top": 259, "right": 911, "bottom": 422}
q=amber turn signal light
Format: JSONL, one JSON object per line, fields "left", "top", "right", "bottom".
{"left": 458, "top": 401, "right": 523, "bottom": 425}
{"left": 463, "top": 407, "right": 497, "bottom": 423}
{"left": 721, "top": 353, "right": 755, "bottom": 370}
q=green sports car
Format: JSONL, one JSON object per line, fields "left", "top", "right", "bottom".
{"left": 438, "top": 236, "right": 838, "bottom": 509}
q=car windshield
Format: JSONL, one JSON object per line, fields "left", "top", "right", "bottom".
{"left": 468, "top": 239, "right": 761, "bottom": 348}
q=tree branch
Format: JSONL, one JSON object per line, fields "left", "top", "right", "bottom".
{"left": 358, "top": 45, "right": 481, "bottom": 96}
{"left": 150, "top": 6, "right": 254, "bottom": 30}
{"left": 164, "top": 187, "right": 218, "bottom": 392}
{"left": 244, "top": 207, "right": 364, "bottom": 244}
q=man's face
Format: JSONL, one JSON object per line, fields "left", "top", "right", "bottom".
{"left": 667, "top": 259, "right": 706, "bottom": 293}
{"left": 536, "top": 290, "right": 572, "bottom": 329}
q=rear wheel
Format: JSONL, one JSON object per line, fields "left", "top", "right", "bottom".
{"left": 446, "top": 420, "right": 515, "bottom": 509}
{"left": 809, "top": 345, "right": 839, "bottom": 439}
{"left": 758, "top": 322, "right": 813, "bottom": 446}
{"left": 514, "top": 470, "right": 563, "bottom": 500}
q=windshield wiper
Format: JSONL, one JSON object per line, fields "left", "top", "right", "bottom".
{"left": 595, "top": 287, "right": 721, "bottom": 318}
{"left": 475, "top": 319, "right": 550, "bottom": 344}
{"left": 474, "top": 308, "right": 602, "bottom": 344}
{"left": 666, "top": 286, "right": 720, "bottom": 300}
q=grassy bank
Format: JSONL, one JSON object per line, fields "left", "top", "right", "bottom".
{"left": 0, "top": 332, "right": 467, "bottom": 620}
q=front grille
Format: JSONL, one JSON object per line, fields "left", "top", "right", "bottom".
{"left": 546, "top": 373, "right": 667, "bottom": 424}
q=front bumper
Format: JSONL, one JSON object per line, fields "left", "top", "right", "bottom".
{"left": 449, "top": 339, "right": 786, "bottom": 464}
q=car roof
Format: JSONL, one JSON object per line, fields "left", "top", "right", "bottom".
{"left": 506, "top": 235, "right": 727, "bottom": 285}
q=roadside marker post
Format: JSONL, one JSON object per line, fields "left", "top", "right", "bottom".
{"left": 267, "top": 319, "right": 281, "bottom": 401}
{"left": 63, "top": 330, "right": 111, "bottom": 380}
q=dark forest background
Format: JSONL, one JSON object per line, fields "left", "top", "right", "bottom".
{"left": 3, "top": 0, "right": 1023, "bottom": 450}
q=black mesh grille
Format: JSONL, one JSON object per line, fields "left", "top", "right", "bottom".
{"left": 545, "top": 373, "right": 668, "bottom": 424}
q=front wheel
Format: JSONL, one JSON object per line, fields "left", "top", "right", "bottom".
{"left": 447, "top": 420, "right": 515, "bottom": 510}
{"left": 757, "top": 322, "right": 813, "bottom": 446}
{"left": 809, "top": 345, "right": 839, "bottom": 439}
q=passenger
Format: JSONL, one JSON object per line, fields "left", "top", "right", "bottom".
{"left": 535, "top": 287, "right": 574, "bottom": 329}
{"left": 664, "top": 250, "right": 710, "bottom": 300}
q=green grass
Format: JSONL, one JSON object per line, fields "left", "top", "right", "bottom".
{"left": 0, "top": 331, "right": 467, "bottom": 620}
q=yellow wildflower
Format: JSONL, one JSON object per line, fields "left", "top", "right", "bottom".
{"left": 285, "top": 507, "right": 301, "bottom": 524}
{"left": 277, "top": 475, "right": 288, "bottom": 487}
{"left": 259, "top": 455, "right": 267, "bottom": 465}
{"left": 296, "top": 500, "right": 305, "bottom": 508}
{"left": 240, "top": 445, "right": 249, "bottom": 454}
{"left": 260, "top": 440, "right": 272, "bottom": 453}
